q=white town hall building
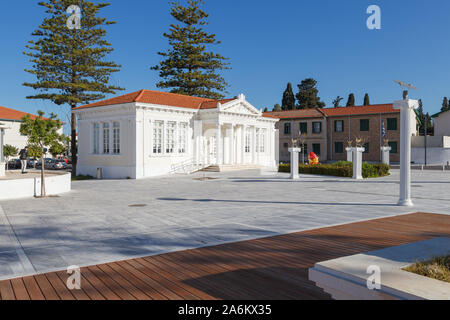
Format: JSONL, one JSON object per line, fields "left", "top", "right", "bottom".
{"left": 74, "top": 90, "right": 279, "bottom": 179}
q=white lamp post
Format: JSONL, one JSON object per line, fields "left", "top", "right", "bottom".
{"left": 289, "top": 147, "right": 301, "bottom": 180}
{"left": 0, "top": 122, "right": 8, "bottom": 177}
{"left": 394, "top": 93, "right": 419, "bottom": 207}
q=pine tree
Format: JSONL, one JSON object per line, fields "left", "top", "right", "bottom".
{"left": 23, "top": 0, "right": 123, "bottom": 176}
{"left": 363, "top": 93, "right": 370, "bottom": 106}
{"left": 295, "top": 78, "right": 325, "bottom": 109}
{"left": 442, "top": 97, "right": 449, "bottom": 111}
{"left": 273, "top": 104, "right": 282, "bottom": 111}
{"left": 281, "top": 83, "right": 295, "bottom": 110}
{"left": 332, "top": 96, "right": 344, "bottom": 108}
{"left": 346, "top": 93, "right": 355, "bottom": 107}
{"left": 263, "top": 107, "right": 268, "bottom": 112}
{"left": 152, "top": 0, "right": 230, "bottom": 99}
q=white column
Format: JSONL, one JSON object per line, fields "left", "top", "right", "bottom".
{"left": 289, "top": 148, "right": 301, "bottom": 180}
{"left": 216, "top": 123, "right": 223, "bottom": 165}
{"left": 241, "top": 125, "right": 246, "bottom": 164}
{"left": 193, "top": 120, "right": 203, "bottom": 165}
{"left": 394, "top": 99, "right": 419, "bottom": 206}
{"left": 230, "top": 124, "right": 235, "bottom": 165}
{"left": 351, "top": 147, "right": 365, "bottom": 180}
{"left": 252, "top": 126, "right": 256, "bottom": 164}
{"left": 381, "top": 146, "right": 391, "bottom": 165}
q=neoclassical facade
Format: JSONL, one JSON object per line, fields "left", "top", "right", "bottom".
{"left": 74, "top": 90, "right": 279, "bottom": 179}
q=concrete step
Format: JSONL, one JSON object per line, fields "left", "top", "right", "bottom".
{"left": 201, "top": 165, "right": 264, "bottom": 172}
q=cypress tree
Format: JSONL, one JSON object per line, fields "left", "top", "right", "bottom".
{"left": 281, "top": 83, "right": 295, "bottom": 110}
{"left": 346, "top": 93, "right": 355, "bottom": 107}
{"left": 363, "top": 93, "right": 370, "bottom": 106}
{"left": 442, "top": 97, "right": 449, "bottom": 111}
{"left": 152, "top": 0, "right": 230, "bottom": 99}
{"left": 23, "top": 0, "right": 123, "bottom": 176}
{"left": 295, "top": 78, "right": 325, "bottom": 109}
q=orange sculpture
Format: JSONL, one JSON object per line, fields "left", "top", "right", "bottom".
{"left": 308, "top": 152, "right": 319, "bottom": 165}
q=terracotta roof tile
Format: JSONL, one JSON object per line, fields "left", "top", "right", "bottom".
{"left": 264, "top": 108, "right": 324, "bottom": 119}
{"left": 319, "top": 104, "right": 398, "bottom": 116}
{"left": 0, "top": 106, "right": 49, "bottom": 121}
{"left": 199, "top": 99, "right": 235, "bottom": 110}
{"left": 74, "top": 90, "right": 230, "bottom": 110}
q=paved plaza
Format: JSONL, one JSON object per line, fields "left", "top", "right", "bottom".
{"left": 0, "top": 169, "right": 449, "bottom": 281}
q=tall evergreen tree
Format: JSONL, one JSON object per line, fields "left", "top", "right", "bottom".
{"left": 363, "top": 93, "right": 370, "bottom": 106}
{"left": 295, "top": 78, "right": 325, "bottom": 109}
{"left": 332, "top": 96, "right": 344, "bottom": 108}
{"left": 152, "top": 0, "right": 230, "bottom": 99}
{"left": 441, "top": 97, "right": 449, "bottom": 111}
{"left": 281, "top": 83, "right": 296, "bottom": 110}
{"left": 23, "top": 0, "right": 123, "bottom": 176}
{"left": 273, "top": 104, "right": 282, "bottom": 111}
{"left": 346, "top": 93, "right": 355, "bottom": 107}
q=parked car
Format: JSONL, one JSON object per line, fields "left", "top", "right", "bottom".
{"left": 45, "top": 159, "right": 65, "bottom": 170}
{"left": 7, "top": 159, "right": 21, "bottom": 169}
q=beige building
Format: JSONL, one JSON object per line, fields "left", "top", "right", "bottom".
{"left": 267, "top": 109, "right": 327, "bottom": 163}
{"left": 266, "top": 104, "right": 415, "bottom": 164}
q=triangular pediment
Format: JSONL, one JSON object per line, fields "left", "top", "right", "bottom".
{"left": 221, "top": 100, "right": 261, "bottom": 116}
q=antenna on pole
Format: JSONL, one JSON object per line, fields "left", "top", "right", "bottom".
{"left": 394, "top": 80, "right": 417, "bottom": 100}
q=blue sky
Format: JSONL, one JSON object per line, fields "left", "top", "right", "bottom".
{"left": 1, "top": 0, "right": 449, "bottom": 133}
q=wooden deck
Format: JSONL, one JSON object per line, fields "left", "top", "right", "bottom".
{"left": 0, "top": 212, "right": 449, "bottom": 300}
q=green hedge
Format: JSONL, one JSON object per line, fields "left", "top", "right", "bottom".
{"left": 279, "top": 162, "right": 389, "bottom": 178}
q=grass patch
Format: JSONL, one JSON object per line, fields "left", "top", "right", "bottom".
{"left": 403, "top": 256, "right": 450, "bottom": 283}
{"left": 279, "top": 161, "right": 390, "bottom": 178}
{"left": 72, "top": 175, "right": 95, "bottom": 181}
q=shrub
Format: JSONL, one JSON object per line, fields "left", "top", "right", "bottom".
{"left": 279, "top": 162, "right": 390, "bottom": 178}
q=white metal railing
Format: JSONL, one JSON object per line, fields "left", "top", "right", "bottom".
{"left": 170, "top": 158, "right": 209, "bottom": 175}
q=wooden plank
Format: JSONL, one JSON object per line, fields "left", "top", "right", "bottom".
{"left": 87, "top": 265, "right": 136, "bottom": 300}
{"left": 132, "top": 258, "right": 207, "bottom": 300}
{"left": 97, "top": 263, "right": 152, "bottom": 300}
{"left": 80, "top": 267, "right": 121, "bottom": 300}
{"left": 10, "top": 278, "right": 30, "bottom": 300}
{"left": 114, "top": 260, "right": 174, "bottom": 300}
{"left": 54, "top": 271, "right": 90, "bottom": 300}
{"left": 22, "top": 276, "right": 45, "bottom": 300}
{"left": 0, "top": 280, "right": 15, "bottom": 300}
{"left": 45, "top": 273, "right": 75, "bottom": 300}
{"left": 34, "top": 274, "right": 60, "bottom": 300}
{"left": 136, "top": 257, "right": 218, "bottom": 300}
{"left": 0, "top": 212, "right": 448, "bottom": 300}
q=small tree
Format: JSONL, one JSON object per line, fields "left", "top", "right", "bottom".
{"left": 273, "top": 104, "right": 282, "bottom": 111}
{"left": 20, "top": 111, "right": 66, "bottom": 197}
{"left": 27, "top": 144, "right": 42, "bottom": 169}
{"left": 3, "top": 145, "right": 19, "bottom": 170}
{"left": 363, "top": 93, "right": 370, "bottom": 106}
{"left": 346, "top": 93, "right": 355, "bottom": 107}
